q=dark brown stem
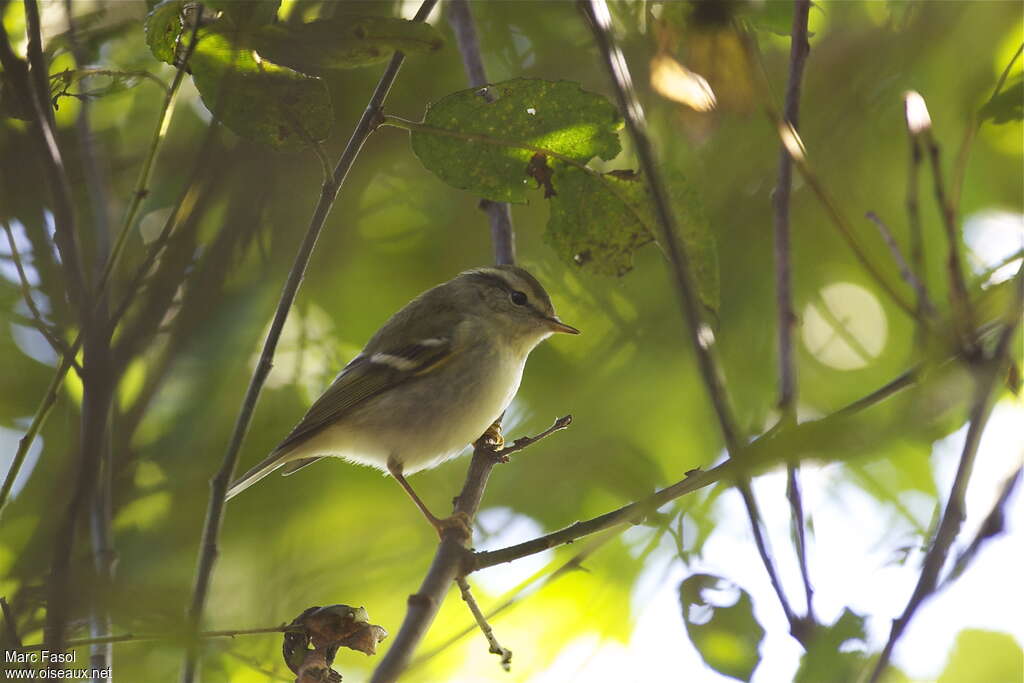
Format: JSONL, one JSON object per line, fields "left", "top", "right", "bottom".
{"left": 1, "top": 597, "right": 22, "bottom": 649}
{"left": 455, "top": 577, "right": 512, "bottom": 671}
{"left": 580, "top": 0, "right": 798, "bottom": 638}
{"left": 924, "top": 129, "right": 976, "bottom": 352}
{"left": 179, "top": 3, "right": 439, "bottom": 680}
{"left": 905, "top": 122, "right": 927, "bottom": 344}
{"left": 446, "top": 0, "right": 515, "bottom": 265}
{"left": 868, "top": 267, "right": 1022, "bottom": 683}
{"left": 773, "top": 0, "right": 814, "bottom": 624}
{"left": 370, "top": 416, "right": 570, "bottom": 682}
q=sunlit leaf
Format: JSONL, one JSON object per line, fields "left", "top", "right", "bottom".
{"left": 410, "top": 78, "right": 623, "bottom": 203}
{"left": 938, "top": 629, "right": 1024, "bottom": 683}
{"left": 190, "top": 23, "right": 332, "bottom": 149}
{"left": 144, "top": 0, "right": 182, "bottom": 65}
{"left": 253, "top": 16, "right": 444, "bottom": 75}
{"left": 679, "top": 573, "right": 764, "bottom": 681}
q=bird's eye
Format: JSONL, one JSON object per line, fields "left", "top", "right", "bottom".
{"left": 510, "top": 290, "right": 528, "bottom": 306}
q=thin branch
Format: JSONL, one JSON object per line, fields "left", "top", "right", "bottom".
{"left": 370, "top": 415, "right": 570, "bottom": 683}
{"left": 446, "top": 0, "right": 515, "bottom": 265}
{"left": 868, "top": 267, "right": 1023, "bottom": 683}
{"left": 866, "top": 211, "right": 936, "bottom": 316}
{"left": 942, "top": 464, "right": 1022, "bottom": 588}
{"left": 21, "top": 625, "right": 300, "bottom": 651}
{"left": 455, "top": 577, "right": 512, "bottom": 672}
{"left": 472, "top": 464, "right": 727, "bottom": 571}
{"left": 2, "top": 221, "right": 74, "bottom": 360}
{"left": 923, "top": 125, "right": 976, "bottom": 352}
{"left": 1, "top": 597, "right": 22, "bottom": 649}
{"left": 181, "top": 3, "right": 439, "bottom": 680}
{"left": 950, "top": 42, "right": 1022, "bottom": 213}
{"left": 773, "top": 0, "right": 813, "bottom": 623}
{"left": 580, "top": 0, "right": 801, "bottom": 639}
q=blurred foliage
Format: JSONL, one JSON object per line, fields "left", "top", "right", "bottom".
{"left": 0, "top": 1, "right": 1022, "bottom": 682}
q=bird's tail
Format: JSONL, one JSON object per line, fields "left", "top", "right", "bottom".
{"left": 226, "top": 451, "right": 288, "bottom": 500}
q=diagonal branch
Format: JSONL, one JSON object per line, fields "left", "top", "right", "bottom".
{"left": 867, "top": 266, "right": 1023, "bottom": 683}
{"left": 180, "top": 3, "right": 439, "bottom": 680}
{"left": 579, "top": 0, "right": 800, "bottom": 638}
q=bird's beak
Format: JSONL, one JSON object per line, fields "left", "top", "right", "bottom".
{"left": 545, "top": 316, "right": 580, "bottom": 335}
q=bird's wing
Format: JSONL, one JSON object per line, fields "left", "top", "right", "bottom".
{"left": 272, "top": 336, "right": 454, "bottom": 457}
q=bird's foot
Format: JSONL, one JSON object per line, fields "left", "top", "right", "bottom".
{"left": 482, "top": 421, "right": 505, "bottom": 450}
{"left": 431, "top": 510, "right": 473, "bottom": 542}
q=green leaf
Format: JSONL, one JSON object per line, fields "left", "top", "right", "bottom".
{"left": 679, "top": 573, "right": 764, "bottom": 682}
{"left": 546, "top": 166, "right": 718, "bottom": 309}
{"left": 204, "top": 0, "right": 280, "bottom": 29}
{"left": 144, "top": 0, "right": 183, "bottom": 65}
{"left": 253, "top": 16, "right": 444, "bottom": 75}
{"left": 410, "top": 78, "right": 623, "bottom": 203}
{"left": 980, "top": 76, "right": 1023, "bottom": 124}
{"left": 795, "top": 608, "right": 870, "bottom": 683}
{"left": 938, "top": 629, "right": 1023, "bottom": 683}
{"left": 189, "top": 23, "right": 332, "bottom": 149}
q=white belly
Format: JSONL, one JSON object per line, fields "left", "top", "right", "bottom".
{"left": 286, "top": 341, "right": 526, "bottom": 474}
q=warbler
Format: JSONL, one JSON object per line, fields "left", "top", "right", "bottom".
{"left": 226, "top": 265, "right": 578, "bottom": 535}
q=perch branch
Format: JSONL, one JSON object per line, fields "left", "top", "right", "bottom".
{"left": 181, "top": 3, "right": 439, "bottom": 680}
{"left": 455, "top": 577, "right": 512, "bottom": 672}
{"left": 868, "top": 266, "right": 1023, "bottom": 683}
{"left": 446, "top": 0, "right": 515, "bottom": 265}
{"left": 369, "top": 415, "right": 570, "bottom": 682}
{"left": 903, "top": 94, "right": 929, "bottom": 344}
{"left": 580, "top": 0, "right": 800, "bottom": 637}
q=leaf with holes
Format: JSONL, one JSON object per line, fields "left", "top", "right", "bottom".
{"left": 410, "top": 78, "right": 623, "bottom": 203}
{"left": 679, "top": 573, "right": 764, "bottom": 682}
{"left": 253, "top": 17, "right": 444, "bottom": 75}
{"left": 189, "top": 24, "right": 332, "bottom": 149}
{"left": 144, "top": 0, "right": 183, "bottom": 65}
{"left": 545, "top": 166, "right": 718, "bottom": 313}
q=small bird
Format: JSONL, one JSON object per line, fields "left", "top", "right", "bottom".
{"left": 226, "top": 265, "right": 579, "bottom": 535}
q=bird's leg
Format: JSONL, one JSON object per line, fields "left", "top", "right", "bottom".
{"left": 481, "top": 419, "right": 504, "bottom": 450}
{"left": 387, "top": 458, "right": 472, "bottom": 541}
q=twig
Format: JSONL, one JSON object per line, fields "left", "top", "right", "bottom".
{"left": 773, "top": 0, "right": 813, "bottom": 623}
{"left": 866, "top": 211, "right": 936, "bottom": 316}
{"left": 19, "top": 0, "right": 88, "bottom": 317}
{"left": 580, "top": 0, "right": 801, "bottom": 640}
{"left": 180, "top": 3, "right": 439, "bottom": 680}
{"left": 446, "top": 0, "right": 516, "bottom": 265}
{"left": 455, "top": 577, "right": 512, "bottom": 672}
{"left": 923, "top": 122, "right": 976, "bottom": 351}
{"left": 950, "top": 43, "right": 1022, "bottom": 213}
{"left": 370, "top": 415, "right": 570, "bottom": 683}
{"left": 499, "top": 415, "right": 572, "bottom": 457}
{"left": 2, "top": 222, "right": 75, "bottom": 360}
{"left": 1, "top": 597, "right": 22, "bottom": 649}
{"left": 942, "top": 464, "right": 1022, "bottom": 588}
{"left": 21, "top": 625, "right": 301, "bottom": 651}
{"left": 868, "top": 266, "right": 1023, "bottom": 683}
